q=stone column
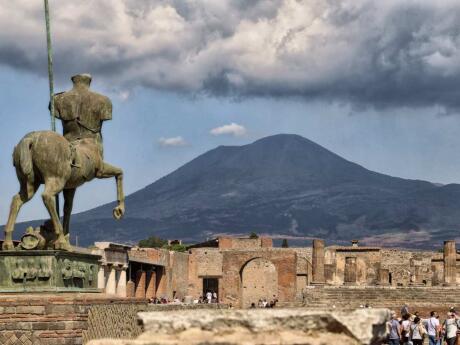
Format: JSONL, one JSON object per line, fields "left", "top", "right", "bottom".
{"left": 156, "top": 266, "right": 168, "bottom": 299}
{"left": 126, "top": 280, "right": 136, "bottom": 298}
{"left": 97, "top": 265, "right": 106, "bottom": 290}
{"left": 135, "top": 270, "right": 147, "bottom": 299}
{"left": 444, "top": 240, "right": 457, "bottom": 286}
{"left": 312, "top": 239, "right": 325, "bottom": 284}
{"left": 146, "top": 269, "right": 157, "bottom": 299}
{"left": 106, "top": 266, "right": 117, "bottom": 295}
{"left": 116, "top": 266, "right": 128, "bottom": 297}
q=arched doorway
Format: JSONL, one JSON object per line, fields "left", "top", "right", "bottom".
{"left": 241, "top": 258, "right": 278, "bottom": 308}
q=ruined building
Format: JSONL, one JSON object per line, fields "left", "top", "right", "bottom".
{"left": 92, "top": 237, "right": 460, "bottom": 308}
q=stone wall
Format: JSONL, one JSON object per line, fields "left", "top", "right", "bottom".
{"left": 220, "top": 249, "right": 297, "bottom": 308}
{"left": 0, "top": 294, "right": 147, "bottom": 345}
{"left": 218, "top": 237, "right": 273, "bottom": 250}
{"left": 83, "top": 303, "right": 147, "bottom": 343}
{"left": 187, "top": 248, "right": 223, "bottom": 298}
{"left": 380, "top": 249, "right": 437, "bottom": 286}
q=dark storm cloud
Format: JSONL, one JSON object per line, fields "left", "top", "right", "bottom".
{"left": 1, "top": 0, "right": 460, "bottom": 111}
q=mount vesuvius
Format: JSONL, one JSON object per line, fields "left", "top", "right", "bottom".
{"left": 9, "top": 134, "right": 460, "bottom": 249}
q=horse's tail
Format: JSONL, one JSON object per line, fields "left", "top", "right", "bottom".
{"left": 13, "top": 136, "right": 34, "bottom": 176}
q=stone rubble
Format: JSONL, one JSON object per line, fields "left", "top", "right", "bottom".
{"left": 87, "top": 308, "right": 390, "bottom": 345}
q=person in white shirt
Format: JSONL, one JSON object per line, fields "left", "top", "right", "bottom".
{"left": 410, "top": 317, "right": 426, "bottom": 345}
{"left": 206, "top": 291, "right": 212, "bottom": 303}
{"left": 425, "top": 311, "right": 440, "bottom": 345}
{"left": 400, "top": 314, "right": 411, "bottom": 344}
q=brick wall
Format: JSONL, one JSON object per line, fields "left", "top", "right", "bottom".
{"left": 187, "top": 248, "right": 223, "bottom": 299}
{"left": 220, "top": 249, "right": 297, "bottom": 308}
{"left": 0, "top": 294, "right": 147, "bottom": 345}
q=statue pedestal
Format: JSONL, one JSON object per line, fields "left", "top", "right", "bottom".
{"left": 0, "top": 250, "right": 101, "bottom": 293}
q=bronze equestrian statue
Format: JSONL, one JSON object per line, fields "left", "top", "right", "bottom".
{"left": 2, "top": 74, "right": 125, "bottom": 251}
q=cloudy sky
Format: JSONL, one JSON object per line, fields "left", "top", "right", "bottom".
{"left": 1, "top": 0, "right": 460, "bottom": 222}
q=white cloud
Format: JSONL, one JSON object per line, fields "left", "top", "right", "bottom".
{"left": 158, "top": 136, "right": 188, "bottom": 148}
{"left": 118, "top": 90, "right": 130, "bottom": 101}
{"left": 2, "top": 1, "right": 460, "bottom": 111}
{"left": 210, "top": 123, "right": 247, "bottom": 137}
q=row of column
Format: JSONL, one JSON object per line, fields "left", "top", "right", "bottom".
{"left": 98, "top": 265, "right": 128, "bottom": 297}
{"left": 131, "top": 269, "right": 157, "bottom": 299}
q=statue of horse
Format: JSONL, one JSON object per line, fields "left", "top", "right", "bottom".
{"left": 2, "top": 130, "right": 124, "bottom": 251}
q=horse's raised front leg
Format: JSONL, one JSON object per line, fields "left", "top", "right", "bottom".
{"left": 42, "top": 178, "right": 70, "bottom": 251}
{"left": 63, "top": 188, "right": 76, "bottom": 237}
{"left": 2, "top": 180, "right": 39, "bottom": 251}
{"left": 96, "top": 162, "right": 125, "bottom": 220}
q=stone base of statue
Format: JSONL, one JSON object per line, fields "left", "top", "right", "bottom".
{"left": 0, "top": 250, "right": 101, "bottom": 293}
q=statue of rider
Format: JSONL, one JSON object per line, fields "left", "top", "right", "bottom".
{"left": 52, "top": 74, "right": 112, "bottom": 167}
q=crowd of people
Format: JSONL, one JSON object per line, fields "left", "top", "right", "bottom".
{"left": 387, "top": 305, "right": 460, "bottom": 345}
{"left": 149, "top": 291, "right": 220, "bottom": 305}
{"left": 249, "top": 297, "right": 279, "bottom": 309}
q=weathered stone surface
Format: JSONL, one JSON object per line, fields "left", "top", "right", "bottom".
{"left": 0, "top": 250, "right": 100, "bottom": 292}
{"left": 87, "top": 308, "right": 390, "bottom": 345}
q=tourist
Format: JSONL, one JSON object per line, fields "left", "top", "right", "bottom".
{"left": 400, "top": 314, "right": 411, "bottom": 345}
{"left": 212, "top": 291, "right": 218, "bottom": 303}
{"left": 258, "top": 299, "right": 264, "bottom": 308}
{"left": 409, "top": 316, "right": 426, "bottom": 345}
{"left": 388, "top": 312, "right": 402, "bottom": 345}
{"left": 442, "top": 312, "right": 459, "bottom": 345}
{"left": 435, "top": 314, "right": 442, "bottom": 345}
{"left": 250, "top": 303, "right": 256, "bottom": 309}
{"left": 262, "top": 298, "right": 268, "bottom": 308}
{"left": 206, "top": 290, "right": 212, "bottom": 304}
{"left": 426, "top": 311, "right": 440, "bottom": 345}
{"left": 401, "top": 304, "right": 410, "bottom": 318}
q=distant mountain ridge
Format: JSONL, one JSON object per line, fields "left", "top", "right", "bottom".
{"left": 7, "top": 134, "right": 460, "bottom": 249}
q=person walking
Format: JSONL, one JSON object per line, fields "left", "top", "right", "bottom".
{"left": 443, "top": 312, "right": 459, "bottom": 345}
{"left": 388, "top": 312, "right": 402, "bottom": 345}
{"left": 410, "top": 316, "right": 426, "bottom": 345}
{"left": 426, "top": 311, "right": 440, "bottom": 345}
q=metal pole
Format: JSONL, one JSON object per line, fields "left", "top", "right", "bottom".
{"left": 44, "top": 0, "right": 60, "bottom": 215}
{"left": 44, "top": 0, "right": 56, "bottom": 132}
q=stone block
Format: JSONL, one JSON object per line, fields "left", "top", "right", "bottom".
{"left": 16, "top": 305, "right": 46, "bottom": 314}
{"left": 0, "top": 250, "right": 101, "bottom": 293}
{"left": 86, "top": 308, "right": 390, "bottom": 345}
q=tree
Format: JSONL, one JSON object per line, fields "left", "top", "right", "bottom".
{"left": 281, "top": 239, "right": 289, "bottom": 248}
{"left": 165, "top": 243, "right": 188, "bottom": 252}
{"left": 249, "top": 232, "right": 259, "bottom": 239}
{"left": 138, "top": 236, "right": 167, "bottom": 248}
